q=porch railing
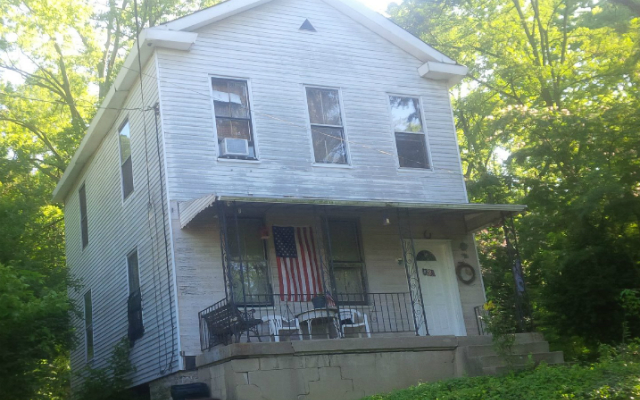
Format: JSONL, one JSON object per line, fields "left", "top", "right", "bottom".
{"left": 199, "top": 292, "right": 415, "bottom": 351}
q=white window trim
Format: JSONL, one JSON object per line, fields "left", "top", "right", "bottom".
{"left": 83, "top": 289, "right": 94, "bottom": 363}
{"left": 117, "top": 119, "right": 135, "bottom": 203}
{"left": 126, "top": 248, "right": 145, "bottom": 328}
{"left": 386, "top": 94, "right": 434, "bottom": 171}
{"left": 302, "top": 84, "right": 352, "bottom": 167}
{"left": 208, "top": 75, "right": 261, "bottom": 162}
{"left": 79, "top": 182, "right": 89, "bottom": 251}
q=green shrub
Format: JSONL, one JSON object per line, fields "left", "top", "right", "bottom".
{"left": 363, "top": 342, "right": 640, "bottom": 400}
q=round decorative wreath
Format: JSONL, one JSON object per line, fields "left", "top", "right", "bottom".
{"left": 456, "top": 262, "right": 476, "bottom": 284}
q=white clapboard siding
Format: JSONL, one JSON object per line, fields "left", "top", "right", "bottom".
{"left": 174, "top": 208, "right": 485, "bottom": 355}
{"left": 65, "top": 58, "right": 178, "bottom": 389}
{"left": 155, "top": 0, "right": 467, "bottom": 204}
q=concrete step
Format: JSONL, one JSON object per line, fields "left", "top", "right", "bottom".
{"left": 479, "top": 351, "right": 565, "bottom": 369}
{"left": 458, "top": 332, "right": 545, "bottom": 347}
{"left": 465, "top": 341, "right": 550, "bottom": 358}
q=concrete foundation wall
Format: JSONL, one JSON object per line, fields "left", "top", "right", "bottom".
{"left": 150, "top": 336, "right": 493, "bottom": 400}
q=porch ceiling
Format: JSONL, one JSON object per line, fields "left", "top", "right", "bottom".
{"left": 178, "top": 194, "right": 526, "bottom": 232}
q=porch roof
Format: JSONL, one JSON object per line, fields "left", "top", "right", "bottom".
{"left": 178, "top": 194, "right": 526, "bottom": 231}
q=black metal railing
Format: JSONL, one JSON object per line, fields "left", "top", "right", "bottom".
{"left": 199, "top": 292, "right": 415, "bottom": 350}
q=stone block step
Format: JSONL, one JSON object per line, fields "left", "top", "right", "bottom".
{"left": 479, "top": 351, "right": 564, "bottom": 369}
{"left": 465, "top": 341, "right": 550, "bottom": 358}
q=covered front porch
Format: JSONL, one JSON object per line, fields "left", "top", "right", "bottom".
{"left": 175, "top": 195, "right": 525, "bottom": 352}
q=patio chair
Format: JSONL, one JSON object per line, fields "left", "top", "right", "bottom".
{"left": 339, "top": 309, "right": 371, "bottom": 338}
{"left": 262, "top": 315, "right": 303, "bottom": 342}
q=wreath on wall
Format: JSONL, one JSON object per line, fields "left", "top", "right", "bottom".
{"left": 455, "top": 262, "right": 476, "bottom": 284}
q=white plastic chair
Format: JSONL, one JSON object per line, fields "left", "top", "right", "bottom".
{"left": 262, "top": 315, "right": 303, "bottom": 342}
{"left": 339, "top": 309, "right": 371, "bottom": 338}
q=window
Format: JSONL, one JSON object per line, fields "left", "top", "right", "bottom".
{"left": 328, "top": 220, "right": 366, "bottom": 303}
{"left": 119, "top": 121, "right": 134, "bottom": 199}
{"left": 79, "top": 183, "right": 88, "bottom": 249}
{"left": 305, "top": 87, "right": 348, "bottom": 164}
{"left": 389, "top": 96, "right": 430, "bottom": 169}
{"left": 84, "top": 290, "right": 94, "bottom": 361}
{"left": 127, "top": 250, "right": 144, "bottom": 345}
{"left": 211, "top": 78, "right": 257, "bottom": 159}
{"left": 226, "top": 219, "right": 271, "bottom": 305}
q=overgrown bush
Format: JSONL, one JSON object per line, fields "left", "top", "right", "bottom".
{"left": 363, "top": 342, "right": 640, "bottom": 400}
{"left": 75, "top": 338, "right": 141, "bottom": 400}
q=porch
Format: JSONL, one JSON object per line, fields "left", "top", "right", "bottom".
{"left": 174, "top": 195, "right": 526, "bottom": 354}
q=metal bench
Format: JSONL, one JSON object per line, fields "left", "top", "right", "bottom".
{"left": 202, "top": 299, "right": 263, "bottom": 347}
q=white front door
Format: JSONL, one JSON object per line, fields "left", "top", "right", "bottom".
{"left": 414, "top": 240, "right": 465, "bottom": 336}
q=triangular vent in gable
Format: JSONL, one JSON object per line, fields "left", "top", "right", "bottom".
{"left": 300, "top": 19, "right": 316, "bottom": 32}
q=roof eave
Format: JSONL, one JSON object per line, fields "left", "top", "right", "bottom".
{"left": 52, "top": 29, "right": 197, "bottom": 203}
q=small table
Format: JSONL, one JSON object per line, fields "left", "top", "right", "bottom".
{"left": 296, "top": 308, "right": 340, "bottom": 339}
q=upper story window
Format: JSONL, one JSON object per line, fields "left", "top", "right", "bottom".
{"left": 84, "top": 290, "right": 94, "bottom": 361}
{"left": 211, "top": 78, "right": 257, "bottom": 160}
{"left": 389, "top": 96, "right": 430, "bottom": 169}
{"left": 79, "top": 183, "right": 88, "bottom": 249}
{"left": 226, "top": 218, "right": 271, "bottom": 305}
{"left": 305, "top": 87, "right": 348, "bottom": 165}
{"left": 328, "top": 220, "right": 367, "bottom": 303}
{"left": 118, "top": 121, "right": 134, "bottom": 199}
{"left": 127, "top": 250, "right": 144, "bottom": 345}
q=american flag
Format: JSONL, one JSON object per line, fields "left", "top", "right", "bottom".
{"left": 273, "top": 226, "right": 323, "bottom": 301}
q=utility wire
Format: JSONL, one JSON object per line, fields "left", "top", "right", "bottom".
{"left": 118, "top": 64, "right": 459, "bottom": 173}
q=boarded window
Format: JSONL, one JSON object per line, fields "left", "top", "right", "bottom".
{"left": 119, "top": 121, "right": 134, "bottom": 199}
{"left": 226, "top": 218, "right": 272, "bottom": 305}
{"left": 389, "top": 96, "right": 430, "bottom": 169}
{"left": 84, "top": 290, "right": 94, "bottom": 361}
{"left": 305, "top": 87, "right": 348, "bottom": 164}
{"left": 127, "top": 250, "right": 144, "bottom": 346}
{"left": 328, "top": 220, "right": 366, "bottom": 303}
{"left": 211, "top": 78, "right": 257, "bottom": 159}
{"left": 79, "top": 183, "right": 88, "bottom": 249}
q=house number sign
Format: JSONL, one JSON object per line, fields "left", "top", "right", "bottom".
{"left": 422, "top": 268, "right": 436, "bottom": 277}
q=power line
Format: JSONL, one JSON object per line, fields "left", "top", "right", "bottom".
{"left": 118, "top": 64, "right": 459, "bottom": 173}
{"left": 0, "top": 91, "right": 151, "bottom": 112}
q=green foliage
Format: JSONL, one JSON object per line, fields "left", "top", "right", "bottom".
{"left": 390, "top": 0, "right": 640, "bottom": 358}
{"left": 75, "top": 338, "right": 140, "bottom": 400}
{"left": 363, "top": 342, "right": 640, "bottom": 400}
{"left": 0, "top": 264, "right": 74, "bottom": 400}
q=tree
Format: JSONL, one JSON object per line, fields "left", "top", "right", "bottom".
{"left": 389, "top": 0, "right": 640, "bottom": 356}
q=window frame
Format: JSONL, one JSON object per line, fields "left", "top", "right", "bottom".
{"left": 303, "top": 84, "right": 351, "bottom": 167}
{"left": 83, "top": 290, "right": 94, "bottom": 363}
{"left": 387, "top": 94, "right": 433, "bottom": 170}
{"left": 225, "top": 217, "right": 273, "bottom": 307}
{"left": 79, "top": 183, "right": 89, "bottom": 249}
{"left": 126, "top": 248, "right": 145, "bottom": 344}
{"left": 327, "top": 218, "right": 368, "bottom": 305}
{"left": 209, "top": 76, "right": 260, "bottom": 161}
{"left": 118, "top": 119, "right": 135, "bottom": 201}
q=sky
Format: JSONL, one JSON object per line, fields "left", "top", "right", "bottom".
{"left": 358, "top": 0, "right": 402, "bottom": 14}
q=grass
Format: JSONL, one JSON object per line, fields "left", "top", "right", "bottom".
{"left": 361, "top": 344, "right": 640, "bottom": 400}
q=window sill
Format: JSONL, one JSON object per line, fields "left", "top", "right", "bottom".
{"left": 312, "top": 163, "right": 353, "bottom": 169}
{"left": 217, "top": 157, "right": 261, "bottom": 164}
{"left": 397, "top": 167, "right": 434, "bottom": 173}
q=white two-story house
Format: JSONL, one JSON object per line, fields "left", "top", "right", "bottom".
{"left": 54, "top": 0, "right": 561, "bottom": 399}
